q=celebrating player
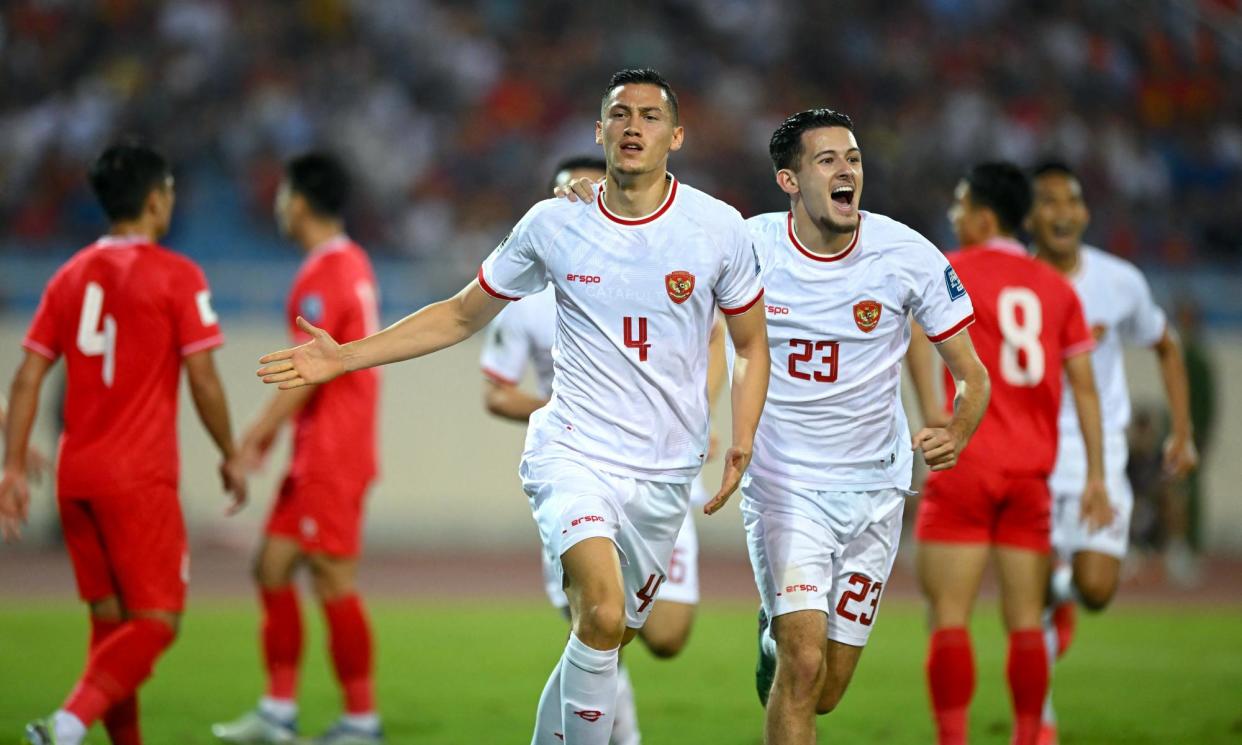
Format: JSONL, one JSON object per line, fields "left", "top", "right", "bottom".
{"left": 486, "top": 155, "right": 730, "bottom": 745}
{"left": 256, "top": 69, "right": 770, "bottom": 745}
{"left": 212, "top": 154, "right": 383, "bottom": 745}
{"left": 1, "top": 142, "right": 247, "bottom": 745}
{"left": 909, "top": 162, "right": 1110, "bottom": 745}
{"left": 1027, "top": 160, "right": 1197, "bottom": 741}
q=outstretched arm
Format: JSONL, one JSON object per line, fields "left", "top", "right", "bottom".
{"left": 259, "top": 280, "right": 510, "bottom": 389}
{"left": 0, "top": 351, "right": 54, "bottom": 541}
{"left": 912, "top": 330, "right": 989, "bottom": 471}
{"left": 704, "top": 305, "right": 770, "bottom": 515}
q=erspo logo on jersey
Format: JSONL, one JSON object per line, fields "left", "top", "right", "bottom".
{"left": 566, "top": 273, "right": 601, "bottom": 284}
{"left": 944, "top": 266, "right": 967, "bottom": 301}
{"left": 665, "top": 270, "right": 695, "bottom": 304}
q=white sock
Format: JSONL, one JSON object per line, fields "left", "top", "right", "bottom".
{"left": 1041, "top": 611, "right": 1058, "bottom": 725}
{"left": 609, "top": 661, "right": 641, "bottom": 745}
{"left": 342, "top": 712, "right": 380, "bottom": 731}
{"left": 762, "top": 624, "right": 778, "bottom": 659}
{"left": 259, "top": 696, "right": 297, "bottom": 722}
{"left": 531, "top": 657, "right": 564, "bottom": 744}
{"left": 1050, "top": 564, "right": 1076, "bottom": 606}
{"left": 561, "top": 633, "right": 619, "bottom": 745}
{"left": 51, "top": 710, "right": 86, "bottom": 745}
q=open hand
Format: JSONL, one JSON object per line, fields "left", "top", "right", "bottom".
{"left": 257, "top": 317, "right": 346, "bottom": 389}
{"left": 704, "top": 446, "right": 752, "bottom": 515}
{"left": 0, "top": 470, "right": 31, "bottom": 542}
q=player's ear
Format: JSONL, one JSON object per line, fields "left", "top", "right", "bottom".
{"left": 669, "top": 125, "right": 685, "bottom": 153}
{"left": 775, "top": 168, "right": 799, "bottom": 196}
{"left": 595, "top": 120, "right": 603, "bottom": 145}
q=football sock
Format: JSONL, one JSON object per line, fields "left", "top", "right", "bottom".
{"left": 1049, "top": 564, "right": 1075, "bottom": 606}
{"left": 1051, "top": 601, "right": 1076, "bottom": 658}
{"left": 1007, "top": 629, "right": 1049, "bottom": 745}
{"left": 259, "top": 696, "right": 297, "bottom": 723}
{"left": 927, "top": 627, "right": 974, "bottom": 745}
{"left": 610, "top": 661, "right": 641, "bottom": 745}
{"left": 561, "top": 633, "right": 619, "bottom": 745}
{"left": 64, "top": 617, "right": 174, "bottom": 728}
{"left": 261, "top": 585, "right": 303, "bottom": 702}
{"left": 323, "top": 594, "right": 376, "bottom": 715}
{"left": 90, "top": 617, "right": 141, "bottom": 745}
{"left": 341, "top": 712, "right": 381, "bottom": 732}
{"left": 531, "top": 657, "right": 564, "bottom": 744}
{"left": 50, "top": 710, "right": 87, "bottom": 745}
{"left": 1040, "top": 611, "right": 1058, "bottom": 727}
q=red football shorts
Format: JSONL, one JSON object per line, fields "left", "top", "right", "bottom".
{"left": 915, "top": 463, "right": 1051, "bottom": 552}
{"left": 265, "top": 474, "right": 370, "bottom": 557}
{"left": 59, "top": 488, "right": 188, "bottom": 612}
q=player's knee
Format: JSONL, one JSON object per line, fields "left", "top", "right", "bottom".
{"left": 642, "top": 627, "right": 689, "bottom": 659}
{"left": 89, "top": 596, "right": 124, "bottom": 622}
{"left": 1074, "top": 575, "right": 1115, "bottom": 611}
{"left": 307, "top": 555, "right": 355, "bottom": 600}
{"left": 815, "top": 687, "right": 844, "bottom": 716}
{"left": 575, "top": 602, "right": 626, "bottom": 648}
{"left": 130, "top": 610, "right": 182, "bottom": 638}
{"left": 776, "top": 643, "right": 826, "bottom": 699}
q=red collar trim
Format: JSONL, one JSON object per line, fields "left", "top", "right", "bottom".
{"left": 597, "top": 175, "right": 678, "bottom": 226}
{"left": 786, "top": 212, "right": 861, "bottom": 263}
{"left": 94, "top": 234, "right": 151, "bottom": 249}
{"left": 978, "top": 236, "right": 1027, "bottom": 255}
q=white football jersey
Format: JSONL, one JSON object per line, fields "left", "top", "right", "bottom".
{"left": 742, "top": 211, "right": 975, "bottom": 492}
{"left": 479, "top": 175, "right": 764, "bottom": 483}
{"left": 480, "top": 285, "right": 556, "bottom": 397}
{"left": 1052, "top": 246, "right": 1166, "bottom": 479}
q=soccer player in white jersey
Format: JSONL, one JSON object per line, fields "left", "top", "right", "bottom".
{"left": 745, "top": 109, "right": 989, "bottom": 744}
{"left": 481, "top": 155, "right": 728, "bottom": 745}
{"left": 256, "top": 68, "right": 770, "bottom": 745}
{"left": 556, "top": 108, "right": 991, "bottom": 744}
{"left": 1027, "top": 161, "right": 1197, "bottom": 742}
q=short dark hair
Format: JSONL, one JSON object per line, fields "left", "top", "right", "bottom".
{"left": 963, "top": 162, "right": 1032, "bottom": 234}
{"left": 286, "top": 152, "right": 350, "bottom": 218}
{"left": 548, "top": 156, "right": 607, "bottom": 192}
{"left": 601, "top": 68, "right": 679, "bottom": 123}
{"left": 88, "top": 141, "right": 171, "bottom": 222}
{"left": 1031, "top": 159, "right": 1079, "bottom": 183}
{"left": 768, "top": 108, "right": 855, "bottom": 172}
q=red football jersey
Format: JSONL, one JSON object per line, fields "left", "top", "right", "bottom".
{"left": 22, "top": 235, "right": 224, "bottom": 496}
{"left": 286, "top": 236, "right": 380, "bottom": 488}
{"left": 941, "top": 238, "right": 1094, "bottom": 477}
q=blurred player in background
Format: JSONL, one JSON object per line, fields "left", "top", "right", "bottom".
{"left": 1026, "top": 160, "right": 1197, "bottom": 742}
{"left": 908, "top": 162, "right": 1110, "bottom": 745}
{"left": 255, "top": 68, "right": 770, "bottom": 745}
{"left": 212, "top": 153, "right": 383, "bottom": 745}
{"left": 0, "top": 142, "right": 247, "bottom": 745}
{"left": 487, "top": 155, "right": 729, "bottom": 745}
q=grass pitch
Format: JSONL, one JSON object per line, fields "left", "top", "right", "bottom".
{"left": 2, "top": 600, "right": 1240, "bottom": 744}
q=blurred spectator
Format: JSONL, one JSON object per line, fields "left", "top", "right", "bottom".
{"left": 0, "top": 0, "right": 1239, "bottom": 278}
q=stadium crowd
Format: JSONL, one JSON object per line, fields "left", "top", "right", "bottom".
{"left": 2, "top": 0, "right": 1240, "bottom": 276}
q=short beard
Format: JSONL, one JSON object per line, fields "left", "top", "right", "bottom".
{"left": 817, "top": 213, "right": 858, "bottom": 235}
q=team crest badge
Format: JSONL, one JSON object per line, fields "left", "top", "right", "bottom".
{"left": 665, "top": 270, "right": 695, "bottom": 304}
{"left": 853, "top": 300, "right": 882, "bottom": 332}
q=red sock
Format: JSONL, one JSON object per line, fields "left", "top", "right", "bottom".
{"left": 1008, "top": 629, "right": 1049, "bottom": 745}
{"left": 928, "top": 627, "right": 974, "bottom": 745}
{"left": 1052, "top": 602, "right": 1076, "bottom": 658}
{"left": 65, "top": 618, "right": 174, "bottom": 727}
{"left": 89, "top": 618, "right": 141, "bottom": 745}
{"left": 261, "top": 586, "right": 303, "bottom": 700}
{"left": 323, "top": 594, "right": 375, "bottom": 714}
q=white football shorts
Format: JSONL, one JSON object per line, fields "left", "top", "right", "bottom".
{"left": 1049, "top": 432, "right": 1133, "bottom": 560}
{"left": 741, "top": 473, "right": 905, "bottom": 647}
{"left": 522, "top": 446, "right": 692, "bottom": 628}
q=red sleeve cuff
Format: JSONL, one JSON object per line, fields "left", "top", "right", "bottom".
{"left": 926, "top": 314, "right": 975, "bottom": 343}
{"left": 1062, "top": 339, "right": 1096, "bottom": 358}
{"left": 477, "top": 266, "right": 520, "bottom": 302}
{"left": 482, "top": 367, "right": 519, "bottom": 386}
{"left": 720, "top": 288, "right": 764, "bottom": 316}
{"left": 181, "top": 334, "right": 225, "bottom": 357}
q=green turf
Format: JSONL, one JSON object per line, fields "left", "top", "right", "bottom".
{"left": 2, "top": 600, "right": 1240, "bottom": 744}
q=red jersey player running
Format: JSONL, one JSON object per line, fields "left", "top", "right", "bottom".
{"left": 212, "top": 153, "right": 383, "bottom": 745}
{"left": 256, "top": 69, "right": 770, "bottom": 745}
{"left": 908, "top": 162, "right": 1111, "bottom": 745}
{"left": 1, "top": 142, "right": 247, "bottom": 745}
